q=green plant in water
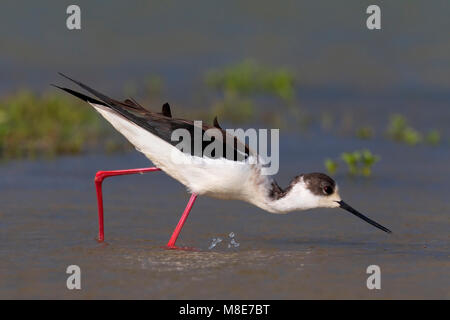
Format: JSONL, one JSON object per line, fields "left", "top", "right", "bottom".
{"left": 387, "top": 114, "right": 422, "bottom": 146}
{"left": 425, "top": 129, "right": 441, "bottom": 146}
{"left": 402, "top": 127, "right": 422, "bottom": 145}
{"left": 340, "top": 149, "right": 380, "bottom": 176}
{"left": 341, "top": 151, "right": 361, "bottom": 176}
{"left": 0, "top": 90, "right": 124, "bottom": 159}
{"left": 387, "top": 114, "right": 442, "bottom": 146}
{"left": 355, "top": 126, "right": 374, "bottom": 140}
{"left": 324, "top": 158, "right": 338, "bottom": 175}
{"left": 387, "top": 114, "right": 407, "bottom": 139}
{"left": 205, "top": 60, "right": 295, "bottom": 102}
{"left": 360, "top": 149, "right": 380, "bottom": 176}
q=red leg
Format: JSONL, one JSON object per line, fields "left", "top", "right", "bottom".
{"left": 166, "top": 193, "right": 198, "bottom": 249}
{"left": 94, "top": 167, "right": 161, "bottom": 242}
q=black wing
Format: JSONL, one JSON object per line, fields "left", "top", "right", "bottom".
{"left": 55, "top": 73, "right": 252, "bottom": 161}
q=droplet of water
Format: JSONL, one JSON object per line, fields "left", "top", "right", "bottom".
{"left": 208, "top": 237, "right": 223, "bottom": 250}
{"left": 228, "top": 238, "right": 240, "bottom": 248}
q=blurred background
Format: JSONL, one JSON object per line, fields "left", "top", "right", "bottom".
{"left": 0, "top": 1, "right": 449, "bottom": 299}
{"left": 1, "top": 0, "right": 450, "bottom": 157}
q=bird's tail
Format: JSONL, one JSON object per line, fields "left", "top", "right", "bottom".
{"left": 53, "top": 73, "right": 164, "bottom": 136}
{"left": 51, "top": 84, "right": 106, "bottom": 106}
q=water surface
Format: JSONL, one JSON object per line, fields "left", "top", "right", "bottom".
{"left": 1, "top": 133, "right": 448, "bottom": 299}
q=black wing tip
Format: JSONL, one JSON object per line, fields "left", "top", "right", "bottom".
{"left": 51, "top": 83, "right": 105, "bottom": 106}
{"left": 51, "top": 83, "right": 70, "bottom": 93}
{"left": 58, "top": 72, "right": 87, "bottom": 88}
{"left": 50, "top": 83, "right": 63, "bottom": 89}
{"left": 57, "top": 72, "right": 82, "bottom": 87}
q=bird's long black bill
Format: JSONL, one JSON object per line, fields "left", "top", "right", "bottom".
{"left": 338, "top": 201, "right": 392, "bottom": 233}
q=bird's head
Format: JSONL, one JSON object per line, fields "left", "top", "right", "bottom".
{"left": 273, "top": 173, "right": 391, "bottom": 233}
{"left": 300, "top": 172, "right": 342, "bottom": 208}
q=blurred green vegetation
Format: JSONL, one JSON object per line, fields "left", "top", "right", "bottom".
{"left": 325, "top": 150, "right": 380, "bottom": 177}
{"left": 205, "top": 60, "right": 300, "bottom": 125}
{"left": 324, "top": 158, "right": 338, "bottom": 175}
{"left": 0, "top": 61, "right": 445, "bottom": 161}
{"left": 355, "top": 126, "right": 375, "bottom": 140}
{"left": 342, "top": 150, "right": 379, "bottom": 177}
{"left": 387, "top": 114, "right": 422, "bottom": 145}
{"left": 425, "top": 129, "right": 441, "bottom": 146}
{"left": 206, "top": 60, "right": 295, "bottom": 102}
{"left": 386, "top": 114, "right": 441, "bottom": 146}
{"left": 0, "top": 90, "right": 126, "bottom": 159}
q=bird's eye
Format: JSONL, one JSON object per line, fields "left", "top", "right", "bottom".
{"left": 323, "top": 186, "right": 333, "bottom": 195}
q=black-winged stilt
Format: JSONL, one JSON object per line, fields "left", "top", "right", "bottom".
{"left": 54, "top": 73, "right": 391, "bottom": 249}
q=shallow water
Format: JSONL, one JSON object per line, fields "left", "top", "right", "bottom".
{"left": 1, "top": 132, "right": 449, "bottom": 299}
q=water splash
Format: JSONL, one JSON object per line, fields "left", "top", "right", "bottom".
{"left": 208, "top": 232, "right": 240, "bottom": 250}
{"left": 228, "top": 238, "right": 240, "bottom": 248}
{"left": 208, "top": 237, "right": 222, "bottom": 250}
{"left": 227, "top": 232, "right": 240, "bottom": 248}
